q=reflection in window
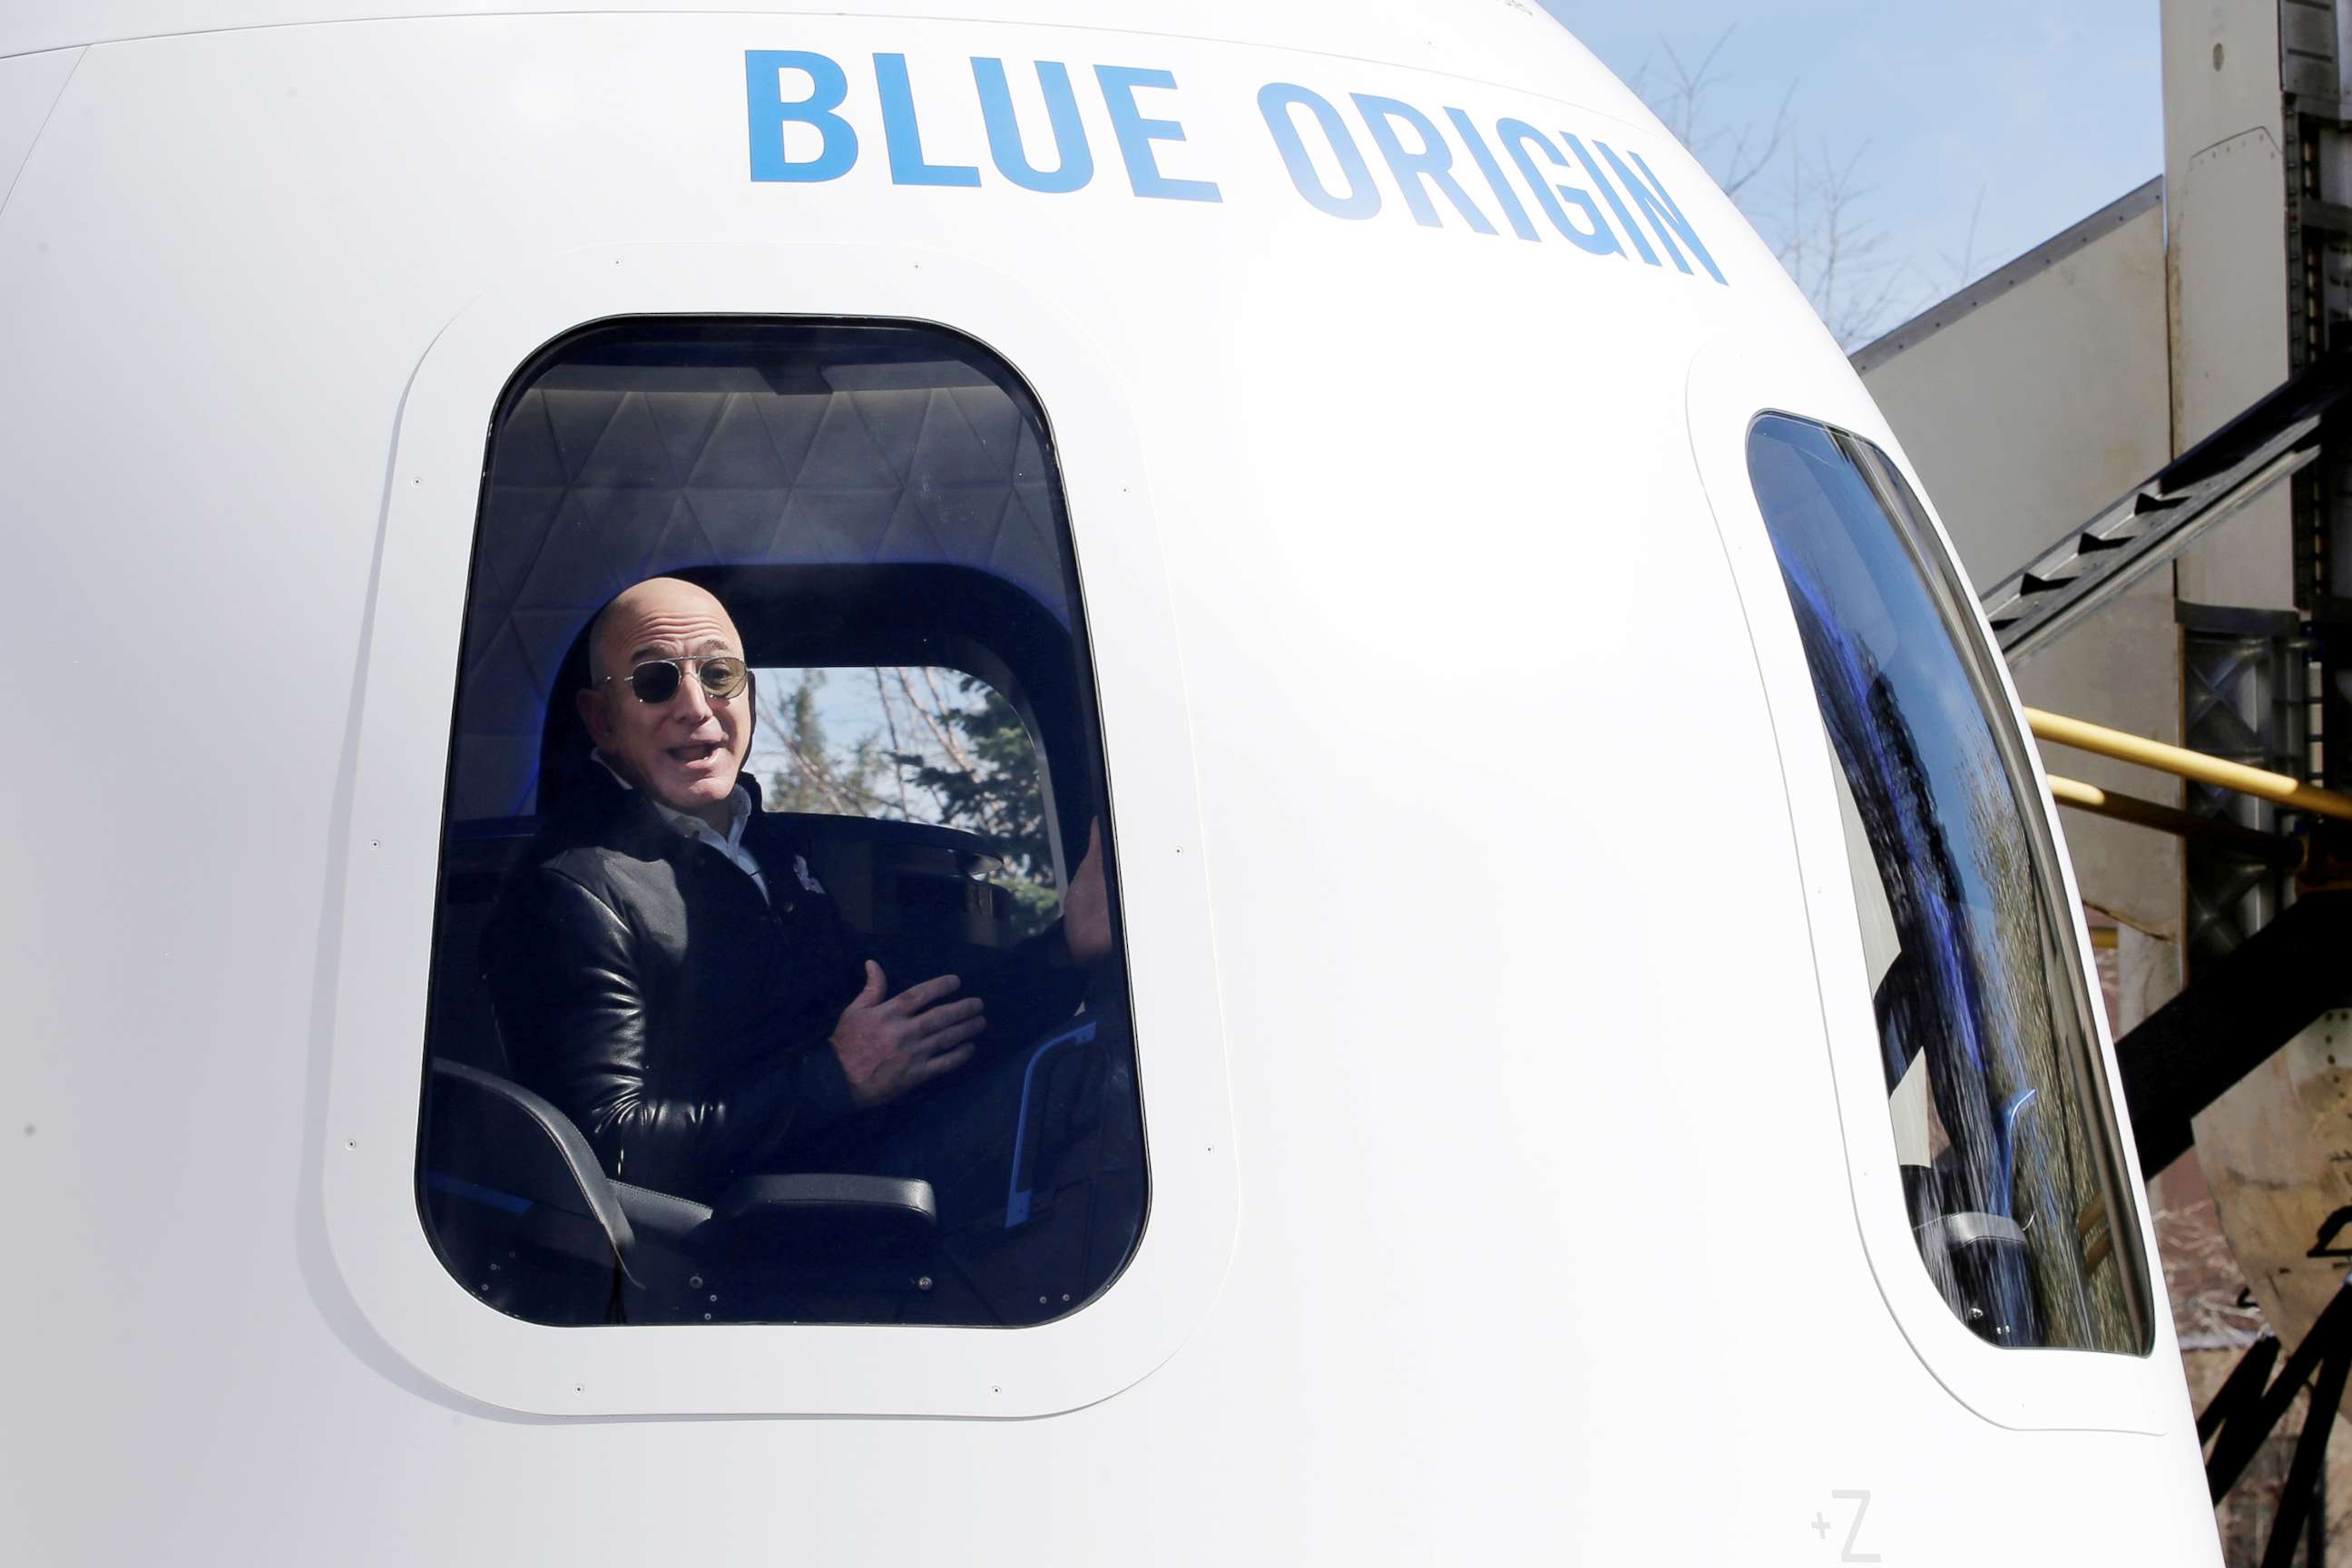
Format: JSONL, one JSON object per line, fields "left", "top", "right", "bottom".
{"left": 754, "top": 666, "right": 1061, "bottom": 941}
{"left": 416, "top": 320, "right": 1144, "bottom": 1330}
{"left": 1749, "top": 415, "right": 2148, "bottom": 1354}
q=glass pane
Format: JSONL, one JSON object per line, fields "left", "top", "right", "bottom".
{"left": 751, "top": 665, "right": 1061, "bottom": 941}
{"left": 416, "top": 320, "right": 1145, "bottom": 1329}
{"left": 1748, "top": 414, "right": 2148, "bottom": 1354}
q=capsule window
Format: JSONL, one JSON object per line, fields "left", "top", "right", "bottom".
{"left": 416, "top": 319, "right": 1144, "bottom": 1328}
{"left": 1747, "top": 414, "right": 2150, "bottom": 1354}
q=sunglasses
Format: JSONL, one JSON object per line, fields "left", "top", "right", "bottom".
{"left": 602, "top": 654, "right": 751, "bottom": 705}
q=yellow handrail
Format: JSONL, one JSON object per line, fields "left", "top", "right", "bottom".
{"left": 2044, "top": 774, "right": 2305, "bottom": 868}
{"left": 2025, "top": 707, "right": 2352, "bottom": 825}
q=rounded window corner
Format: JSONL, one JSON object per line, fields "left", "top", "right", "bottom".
{"left": 318, "top": 248, "right": 1235, "bottom": 1418}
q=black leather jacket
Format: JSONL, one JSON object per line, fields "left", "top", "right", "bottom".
{"left": 484, "top": 765, "right": 1080, "bottom": 1202}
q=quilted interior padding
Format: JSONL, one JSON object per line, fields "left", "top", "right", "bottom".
{"left": 452, "top": 355, "right": 1068, "bottom": 821}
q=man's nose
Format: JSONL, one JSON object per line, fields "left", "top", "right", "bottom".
{"left": 670, "top": 669, "right": 718, "bottom": 724}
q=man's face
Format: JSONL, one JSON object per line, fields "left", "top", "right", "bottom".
{"left": 576, "top": 579, "right": 753, "bottom": 818}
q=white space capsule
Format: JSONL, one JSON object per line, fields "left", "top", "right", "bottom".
{"left": 0, "top": 4, "right": 2220, "bottom": 1563}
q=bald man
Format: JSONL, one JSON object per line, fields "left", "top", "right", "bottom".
{"left": 484, "top": 576, "right": 1109, "bottom": 1205}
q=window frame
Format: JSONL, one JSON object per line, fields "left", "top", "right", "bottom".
{"left": 1685, "top": 337, "right": 2179, "bottom": 1436}
{"left": 319, "top": 242, "right": 1236, "bottom": 1418}
{"left": 1748, "top": 412, "right": 2152, "bottom": 1357}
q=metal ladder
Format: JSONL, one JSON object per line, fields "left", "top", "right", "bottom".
{"left": 1977, "top": 348, "right": 2352, "bottom": 658}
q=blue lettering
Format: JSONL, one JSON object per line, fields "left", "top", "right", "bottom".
{"left": 1562, "top": 132, "right": 1658, "bottom": 266}
{"left": 1495, "top": 120, "right": 1622, "bottom": 256}
{"left": 1351, "top": 94, "right": 1495, "bottom": 234}
{"left": 1595, "top": 142, "right": 1727, "bottom": 284}
{"left": 744, "top": 50, "right": 858, "bottom": 183}
{"left": 1095, "top": 65, "right": 1222, "bottom": 202}
{"left": 973, "top": 58, "right": 1093, "bottom": 194}
{"left": 1444, "top": 109, "right": 1536, "bottom": 241}
{"left": 1259, "top": 83, "right": 1379, "bottom": 220}
{"left": 875, "top": 53, "right": 981, "bottom": 187}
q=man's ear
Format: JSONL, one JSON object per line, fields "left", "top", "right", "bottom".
{"left": 576, "top": 685, "right": 612, "bottom": 750}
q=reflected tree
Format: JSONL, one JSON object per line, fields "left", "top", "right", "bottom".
{"left": 757, "top": 667, "right": 1060, "bottom": 939}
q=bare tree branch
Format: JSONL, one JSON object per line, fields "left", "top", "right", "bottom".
{"left": 894, "top": 666, "right": 975, "bottom": 776}
{"left": 870, "top": 665, "right": 914, "bottom": 818}
{"left": 1633, "top": 29, "right": 1919, "bottom": 348}
{"left": 1938, "top": 186, "right": 1989, "bottom": 289}
{"left": 1638, "top": 28, "right": 1791, "bottom": 199}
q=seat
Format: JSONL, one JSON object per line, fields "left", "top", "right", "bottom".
{"left": 418, "top": 1058, "right": 939, "bottom": 1325}
{"left": 420, "top": 1058, "right": 637, "bottom": 1323}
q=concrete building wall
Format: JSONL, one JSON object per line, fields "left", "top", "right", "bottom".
{"left": 1859, "top": 188, "right": 2171, "bottom": 593}
{"left": 2165, "top": 0, "right": 2298, "bottom": 611}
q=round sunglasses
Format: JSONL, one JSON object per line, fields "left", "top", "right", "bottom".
{"left": 601, "top": 654, "right": 751, "bottom": 705}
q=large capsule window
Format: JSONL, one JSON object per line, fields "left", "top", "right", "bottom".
{"left": 1748, "top": 415, "right": 2150, "bottom": 1355}
{"left": 417, "top": 319, "right": 1144, "bottom": 1328}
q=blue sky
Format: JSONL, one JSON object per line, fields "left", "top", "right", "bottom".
{"left": 1544, "top": 3, "right": 2164, "bottom": 344}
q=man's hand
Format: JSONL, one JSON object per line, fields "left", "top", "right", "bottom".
{"left": 1063, "top": 818, "right": 1112, "bottom": 965}
{"left": 829, "top": 962, "right": 985, "bottom": 1109}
